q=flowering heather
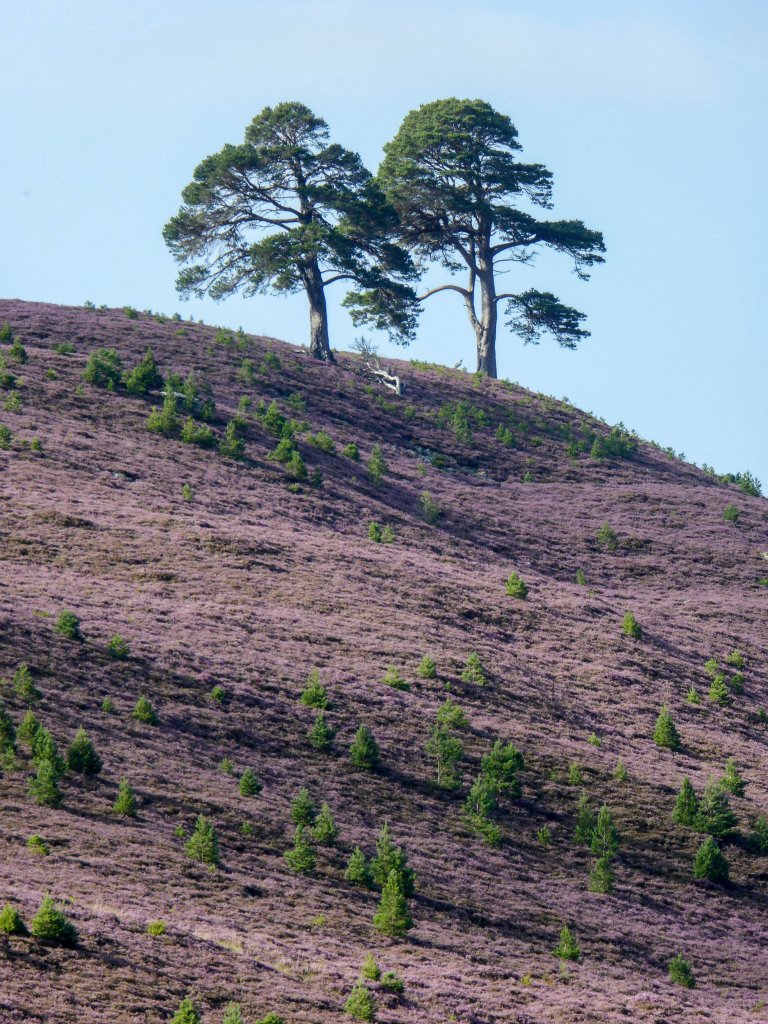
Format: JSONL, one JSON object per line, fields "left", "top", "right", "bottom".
{"left": 0, "top": 299, "right": 767, "bottom": 1022}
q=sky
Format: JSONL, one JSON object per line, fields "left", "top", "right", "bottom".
{"left": 1, "top": 0, "right": 766, "bottom": 486}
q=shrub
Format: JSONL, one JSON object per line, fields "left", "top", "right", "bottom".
{"left": 686, "top": 687, "right": 700, "bottom": 704}
{"left": 343, "top": 442, "right": 359, "bottom": 460}
{"left": 209, "top": 685, "right": 226, "bottom": 704}
{"left": 0, "top": 700, "right": 16, "bottom": 750}
{"left": 723, "top": 503, "right": 741, "bottom": 523}
{"left": 26, "top": 834, "right": 48, "bottom": 856}
{"left": 704, "top": 657, "right": 720, "bottom": 679}
{"left": 729, "top": 672, "right": 745, "bottom": 695}
{"left": 595, "top": 523, "right": 618, "bottom": 551}
{"left": 344, "top": 982, "right": 377, "bottom": 1021}
{"left": 13, "top": 662, "right": 40, "bottom": 703}
{"left": 573, "top": 791, "right": 596, "bottom": 844}
{"left": 291, "top": 787, "right": 317, "bottom": 825}
{"left": 83, "top": 348, "right": 123, "bottom": 388}
{"left": 481, "top": 740, "right": 523, "bottom": 798}
{"left": 308, "top": 711, "right": 334, "bottom": 752}
{"left": 553, "top": 925, "right": 580, "bottom": 961}
{"left": 219, "top": 757, "right": 234, "bottom": 775}
{"left": 720, "top": 757, "right": 745, "bottom": 796}
{"left": 382, "top": 666, "right": 409, "bottom": 691}
{"left": 590, "top": 805, "right": 619, "bottom": 860}
{"left": 695, "top": 780, "right": 737, "bottom": 838}
{"left": 307, "top": 430, "right": 335, "bottom": 453}
{"left": 505, "top": 572, "right": 528, "bottom": 599}
{"left": 726, "top": 649, "right": 745, "bottom": 670}
{"left": 29, "top": 759, "right": 62, "bottom": 807}
{"left": 182, "top": 483, "right": 193, "bottom": 501}
{"left": 367, "top": 444, "right": 387, "bottom": 484}
{"left": 30, "top": 894, "right": 78, "bottom": 945}
{"left": 133, "top": 696, "right": 157, "bottom": 725}
{"left": 8, "top": 337, "right": 27, "bottom": 364}
{"left": 180, "top": 417, "right": 216, "bottom": 447}
{"left": 653, "top": 705, "right": 681, "bottom": 751}
{"left": 185, "top": 814, "right": 220, "bottom": 867}
{"left": 313, "top": 803, "right": 339, "bottom": 846}
{"left": 588, "top": 856, "right": 615, "bottom": 894}
{"left": 0, "top": 424, "right": 12, "bottom": 449}
{"left": 146, "top": 919, "right": 166, "bottom": 937}
{"left": 587, "top": 732, "right": 601, "bottom": 748}
{"left": 708, "top": 674, "right": 731, "bottom": 706}
{"left": 748, "top": 814, "right": 768, "bottom": 855}
{"left": 672, "top": 778, "right": 699, "bottom": 827}
{"left": 55, "top": 609, "right": 81, "bottom": 640}
{"left": 124, "top": 348, "right": 163, "bottom": 395}
{"left": 170, "top": 997, "right": 201, "bottom": 1024}
{"left": 101, "top": 697, "right": 116, "bottom": 714}
{"left": 426, "top": 724, "right": 463, "bottom": 790}
{"left": 621, "top": 612, "right": 642, "bottom": 639}
{"left": 368, "top": 521, "right": 383, "bottom": 542}
{"left": 575, "top": 568, "right": 587, "bottom": 585}
{"left": 461, "top": 652, "right": 487, "bottom": 686}
{"left": 285, "top": 450, "right": 307, "bottom": 481}
{"left": 568, "top": 761, "right": 584, "bottom": 785}
{"left": 417, "top": 655, "right": 437, "bottom": 679}
{"left": 537, "top": 825, "right": 552, "bottom": 846}
{"left": 66, "top": 727, "right": 103, "bottom": 776}
{"left": 123, "top": 305, "right": 139, "bottom": 319}
{"left": 284, "top": 824, "right": 315, "bottom": 874}
{"left": 419, "top": 490, "right": 440, "bottom": 523}
{"left": 371, "top": 823, "right": 415, "bottom": 893}
{"left": 107, "top": 633, "right": 129, "bottom": 659}
{"left": 350, "top": 726, "right": 380, "bottom": 770}
{"left": 361, "top": 953, "right": 381, "bottom": 980}
{"left": 345, "top": 847, "right": 373, "bottom": 888}
{"left": 0, "top": 903, "right": 28, "bottom": 936}
{"left": 113, "top": 778, "right": 137, "bottom": 817}
{"left": 219, "top": 419, "right": 246, "bottom": 459}
{"left": 239, "top": 768, "right": 262, "bottom": 797}
{"left": 373, "top": 868, "right": 413, "bottom": 937}
{"left": 668, "top": 952, "right": 696, "bottom": 989}
{"left": 436, "top": 697, "right": 468, "bottom": 731}
{"left": 693, "top": 835, "right": 729, "bottom": 883}
{"left": 300, "top": 668, "right": 327, "bottom": 708}
{"left": 147, "top": 394, "right": 179, "bottom": 435}
{"left": 0, "top": 321, "right": 12, "bottom": 342}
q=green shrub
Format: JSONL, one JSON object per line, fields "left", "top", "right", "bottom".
{"left": 361, "top": 953, "right": 381, "bottom": 980}
{"left": 123, "top": 305, "right": 139, "bottom": 319}
{"left": 704, "top": 657, "right": 720, "bottom": 679}
{"left": 461, "top": 651, "right": 487, "bottom": 686}
{"left": 313, "top": 802, "right": 339, "bottom": 846}
{"left": 653, "top": 705, "right": 681, "bottom": 751}
{"left": 575, "top": 568, "right": 587, "bottom": 585}
{"left": 291, "top": 787, "right": 316, "bottom": 826}
{"left": 748, "top": 814, "right": 768, "bottom": 855}
{"left": 0, "top": 321, "right": 12, "bottom": 343}
{"left": 55, "top": 610, "right": 81, "bottom": 640}
{"left": 553, "top": 925, "right": 580, "bottom": 961}
{"left": 381, "top": 970, "right": 404, "bottom": 994}
{"left": 573, "top": 791, "right": 596, "bottom": 844}
{"left": 708, "top": 674, "right": 731, "bottom": 706}
{"left": 695, "top": 780, "right": 737, "bottom": 838}
{"left": 536, "top": 825, "right": 553, "bottom": 846}
{"left": 83, "top": 348, "right": 123, "bottom": 388}
{"left": 350, "top": 726, "right": 380, "bottom": 770}
{"left": 209, "top": 684, "right": 226, "bottom": 704}
{"left": 344, "top": 981, "right": 377, "bottom": 1021}
{"left": 0, "top": 903, "right": 27, "bottom": 935}
{"left": 101, "top": 697, "right": 115, "bottom": 714}
{"left": 124, "top": 348, "right": 163, "bottom": 395}
{"left": 590, "top": 805, "right": 619, "bottom": 860}
{"left": 588, "top": 856, "right": 615, "bottom": 894}
{"left": 8, "top": 337, "right": 27, "bottom": 364}
{"left": 0, "top": 700, "right": 16, "bottom": 750}
{"left": 587, "top": 732, "right": 601, "bottom": 748}
{"left": 417, "top": 655, "right": 437, "bottom": 679}
{"left": 343, "top": 442, "right": 359, "bottom": 460}
{"left": 720, "top": 757, "right": 745, "bottom": 796}
{"left": 373, "top": 868, "right": 413, "bottom": 937}
{"left": 133, "top": 695, "right": 157, "bottom": 725}
{"left": 260, "top": 350, "right": 281, "bottom": 372}
{"left": 284, "top": 824, "right": 315, "bottom": 874}
{"left": 31, "top": 727, "right": 65, "bottom": 775}
{"left": 219, "top": 757, "right": 234, "bottom": 775}
{"left": 239, "top": 768, "right": 262, "bottom": 797}
{"left": 729, "top": 672, "right": 744, "bottom": 695}
{"left": 419, "top": 490, "right": 440, "bottom": 523}
{"left": 182, "top": 483, "right": 193, "bottom": 501}
{"left": 426, "top": 724, "right": 463, "bottom": 790}
{"left": 0, "top": 424, "right": 12, "bottom": 449}
{"left": 726, "top": 649, "right": 745, "bottom": 669}
{"left": 723, "top": 503, "right": 741, "bottom": 523}
{"left": 668, "top": 952, "right": 695, "bottom": 988}
{"left": 371, "top": 824, "right": 415, "bottom": 894}
{"left": 367, "top": 444, "right": 388, "bottom": 484}
{"left": 219, "top": 420, "right": 245, "bottom": 459}
{"left": 345, "top": 847, "right": 373, "bottom": 888}
{"left": 382, "top": 666, "right": 409, "bottom": 691}
{"left": 113, "top": 778, "right": 137, "bottom": 817}
{"left": 107, "top": 633, "right": 129, "bottom": 659}
{"left": 595, "top": 523, "right": 618, "bottom": 551}
{"left": 567, "top": 761, "right": 583, "bottom": 785}
{"left": 308, "top": 711, "right": 334, "bottom": 752}
{"left": 66, "top": 727, "right": 102, "bottom": 776}
{"left": 481, "top": 740, "right": 523, "bottom": 797}
{"left": 185, "top": 814, "right": 220, "bottom": 867}
{"left": 146, "top": 919, "right": 166, "bottom": 937}
{"left": 180, "top": 417, "right": 216, "bottom": 447}
{"left": 368, "top": 521, "right": 383, "bottom": 542}
{"left": 672, "top": 777, "right": 699, "bottom": 827}
{"left": 53, "top": 341, "right": 76, "bottom": 355}
{"left": 693, "top": 835, "right": 729, "bottom": 883}
{"left": 300, "top": 668, "right": 327, "bottom": 708}
{"left": 307, "top": 430, "right": 335, "bottom": 453}
{"left": 686, "top": 687, "right": 700, "bottom": 704}
{"left": 30, "top": 894, "right": 77, "bottom": 945}
{"left": 13, "top": 662, "right": 40, "bottom": 703}
{"left": 285, "top": 450, "right": 307, "bottom": 481}
{"left": 505, "top": 572, "right": 528, "bottom": 598}
{"left": 147, "top": 394, "right": 179, "bottom": 435}
{"left": 26, "top": 834, "right": 48, "bottom": 856}
{"left": 621, "top": 612, "right": 642, "bottom": 639}
{"left": 170, "top": 997, "right": 201, "bottom": 1024}
{"left": 29, "top": 759, "right": 62, "bottom": 807}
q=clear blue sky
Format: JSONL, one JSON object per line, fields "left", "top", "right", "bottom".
{"left": 2, "top": 1, "right": 766, "bottom": 485}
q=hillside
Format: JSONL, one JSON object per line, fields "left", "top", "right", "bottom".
{"left": 0, "top": 299, "right": 767, "bottom": 1024}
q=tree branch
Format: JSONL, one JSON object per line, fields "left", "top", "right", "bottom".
{"left": 417, "top": 284, "right": 471, "bottom": 302}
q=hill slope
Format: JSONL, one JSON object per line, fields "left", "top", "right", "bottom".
{"left": 0, "top": 299, "right": 767, "bottom": 1024}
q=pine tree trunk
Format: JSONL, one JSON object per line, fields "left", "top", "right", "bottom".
{"left": 303, "top": 262, "right": 334, "bottom": 363}
{"left": 474, "top": 257, "right": 498, "bottom": 378}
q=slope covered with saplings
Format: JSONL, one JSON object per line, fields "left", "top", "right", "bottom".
{"left": 0, "top": 299, "right": 767, "bottom": 1024}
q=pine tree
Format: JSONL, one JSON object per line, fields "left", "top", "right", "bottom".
{"left": 13, "top": 663, "right": 40, "bottom": 703}
{"left": 367, "top": 445, "right": 388, "bottom": 485}
{"left": 373, "top": 869, "right": 413, "bottom": 937}
{"left": 720, "top": 757, "right": 745, "bottom": 796}
{"left": 370, "top": 823, "right": 415, "bottom": 894}
{"left": 113, "top": 778, "right": 137, "bottom": 817}
{"left": 313, "top": 803, "right": 339, "bottom": 846}
{"left": 613, "top": 758, "right": 628, "bottom": 782}
{"left": 695, "top": 780, "right": 738, "bottom": 838}
{"left": 460, "top": 652, "right": 486, "bottom": 686}
{"left": 573, "top": 791, "right": 596, "bottom": 844}
{"left": 361, "top": 952, "right": 381, "bottom": 980}
{"left": 382, "top": 666, "right": 409, "bottom": 691}
{"left": 653, "top": 705, "right": 681, "bottom": 751}
{"left": 221, "top": 1004, "right": 245, "bottom": 1024}
{"left": 708, "top": 673, "right": 731, "bottom": 706}
{"left": 553, "top": 924, "right": 580, "bottom": 961}
{"left": 350, "top": 726, "right": 380, "bottom": 770}
{"left": 291, "top": 787, "right": 317, "bottom": 825}
{"left": 31, "top": 727, "right": 66, "bottom": 778}
{"left": 30, "top": 894, "right": 78, "bottom": 945}
{"left": 425, "top": 724, "right": 463, "bottom": 789}
{"left": 417, "top": 655, "right": 437, "bottom": 679}
{"left": 672, "top": 777, "right": 699, "bottom": 827}
{"left": 436, "top": 697, "right": 469, "bottom": 731}
{"left": 0, "top": 699, "right": 16, "bottom": 751}
{"left": 170, "top": 997, "right": 201, "bottom": 1024}
{"left": 480, "top": 740, "right": 523, "bottom": 797}
{"left": 0, "top": 902, "right": 28, "bottom": 935}
{"left": 17, "top": 709, "right": 40, "bottom": 745}
{"left": 308, "top": 710, "right": 334, "bottom": 751}
{"left": 284, "top": 824, "right": 316, "bottom": 874}
{"left": 66, "top": 727, "right": 103, "bottom": 776}
{"left": 132, "top": 695, "right": 158, "bottom": 725}
{"left": 124, "top": 347, "right": 164, "bottom": 395}
{"left": 588, "top": 856, "right": 615, "bottom": 894}
{"left": 621, "top": 612, "right": 642, "bottom": 639}
{"left": 668, "top": 952, "right": 696, "bottom": 988}
{"left": 590, "top": 805, "right": 619, "bottom": 861}
{"left": 185, "top": 814, "right": 220, "bottom": 867}
{"left": 345, "top": 847, "right": 373, "bottom": 888}
{"left": 29, "top": 759, "right": 62, "bottom": 807}
{"left": 693, "top": 835, "right": 729, "bottom": 883}
{"left": 505, "top": 572, "right": 528, "bottom": 598}
{"left": 300, "top": 668, "right": 328, "bottom": 708}
{"left": 749, "top": 814, "right": 768, "bottom": 855}
{"left": 344, "top": 981, "right": 377, "bottom": 1021}
{"left": 238, "top": 768, "right": 262, "bottom": 797}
